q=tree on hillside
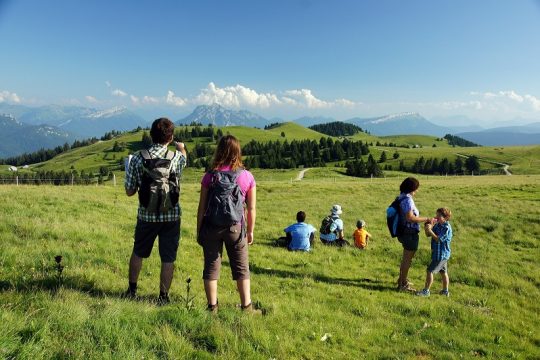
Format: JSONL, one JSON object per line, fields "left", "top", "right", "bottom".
{"left": 141, "top": 131, "right": 152, "bottom": 147}
{"left": 465, "top": 155, "right": 480, "bottom": 174}
{"left": 454, "top": 157, "right": 464, "bottom": 174}
{"left": 379, "top": 151, "right": 387, "bottom": 163}
{"left": 393, "top": 151, "right": 400, "bottom": 159}
{"left": 444, "top": 134, "right": 479, "bottom": 147}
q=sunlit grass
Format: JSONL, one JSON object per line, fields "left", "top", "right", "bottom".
{"left": 1, "top": 174, "right": 539, "bottom": 358}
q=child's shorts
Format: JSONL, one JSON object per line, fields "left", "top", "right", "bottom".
{"left": 427, "top": 259, "right": 448, "bottom": 273}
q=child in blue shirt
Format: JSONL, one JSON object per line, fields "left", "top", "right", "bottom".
{"left": 416, "top": 207, "right": 453, "bottom": 297}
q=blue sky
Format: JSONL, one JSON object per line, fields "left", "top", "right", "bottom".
{"left": 1, "top": 0, "right": 539, "bottom": 125}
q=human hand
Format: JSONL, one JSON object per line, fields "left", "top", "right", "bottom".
{"left": 247, "top": 232, "right": 254, "bottom": 245}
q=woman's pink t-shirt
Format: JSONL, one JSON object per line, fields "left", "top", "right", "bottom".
{"left": 201, "top": 166, "right": 256, "bottom": 199}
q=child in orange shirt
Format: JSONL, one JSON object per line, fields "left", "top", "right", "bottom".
{"left": 353, "top": 220, "right": 371, "bottom": 249}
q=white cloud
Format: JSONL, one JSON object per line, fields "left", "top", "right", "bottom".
{"left": 166, "top": 90, "right": 187, "bottom": 107}
{"left": 105, "top": 81, "right": 111, "bottom": 88}
{"left": 143, "top": 96, "right": 160, "bottom": 104}
{"left": 193, "top": 82, "right": 281, "bottom": 108}
{"left": 0, "top": 90, "right": 21, "bottom": 103}
{"left": 193, "top": 82, "right": 357, "bottom": 110}
{"left": 284, "top": 89, "right": 331, "bottom": 109}
{"left": 471, "top": 90, "right": 540, "bottom": 112}
{"left": 524, "top": 94, "right": 540, "bottom": 111}
{"left": 85, "top": 95, "right": 98, "bottom": 103}
{"left": 130, "top": 95, "right": 140, "bottom": 104}
{"left": 112, "top": 89, "right": 127, "bottom": 97}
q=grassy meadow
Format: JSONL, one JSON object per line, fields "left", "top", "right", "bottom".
{"left": 1, "top": 173, "right": 539, "bottom": 359}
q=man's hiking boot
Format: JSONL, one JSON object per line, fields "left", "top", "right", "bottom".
{"left": 415, "top": 289, "right": 431, "bottom": 297}
{"left": 156, "top": 294, "right": 170, "bottom": 306}
{"left": 240, "top": 302, "right": 263, "bottom": 315}
{"left": 121, "top": 288, "right": 137, "bottom": 300}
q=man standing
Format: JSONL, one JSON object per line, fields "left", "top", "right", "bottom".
{"left": 124, "top": 118, "right": 187, "bottom": 304}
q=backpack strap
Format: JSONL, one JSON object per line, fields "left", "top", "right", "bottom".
{"left": 140, "top": 149, "right": 152, "bottom": 160}
{"left": 164, "top": 150, "right": 175, "bottom": 160}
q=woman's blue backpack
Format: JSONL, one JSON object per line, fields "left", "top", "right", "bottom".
{"left": 386, "top": 197, "right": 406, "bottom": 238}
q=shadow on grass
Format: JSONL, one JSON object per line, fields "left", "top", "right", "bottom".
{"left": 0, "top": 275, "right": 158, "bottom": 303}
{"left": 249, "top": 263, "right": 394, "bottom": 292}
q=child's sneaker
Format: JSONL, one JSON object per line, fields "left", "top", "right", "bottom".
{"left": 439, "top": 289, "right": 450, "bottom": 297}
{"left": 415, "top": 289, "right": 430, "bottom": 297}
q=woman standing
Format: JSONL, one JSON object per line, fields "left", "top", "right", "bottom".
{"left": 197, "top": 135, "right": 260, "bottom": 313}
{"left": 396, "top": 177, "right": 430, "bottom": 292}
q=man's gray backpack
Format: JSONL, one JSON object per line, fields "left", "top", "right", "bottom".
{"left": 138, "top": 150, "right": 179, "bottom": 214}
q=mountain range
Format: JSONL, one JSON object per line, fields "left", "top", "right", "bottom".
{"left": 0, "top": 103, "right": 147, "bottom": 138}
{"left": 0, "top": 114, "right": 72, "bottom": 158}
{"left": 177, "top": 104, "right": 268, "bottom": 127}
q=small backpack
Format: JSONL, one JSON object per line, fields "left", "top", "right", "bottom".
{"left": 138, "top": 149, "right": 179, "bottom": 215}
{"left": 204, "top": 169, "right": 245, "bottom": 227}
{"left": 320, "top": 215, "right": 336, "bottom": 235}
{"left": 386, "top": 196, "right": 406, "bottom": 237}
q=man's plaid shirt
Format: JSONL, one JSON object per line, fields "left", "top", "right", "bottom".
{"left": 125, "top": 144, "right": 187, "bottom": 222}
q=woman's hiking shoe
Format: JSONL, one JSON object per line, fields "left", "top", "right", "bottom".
{"left": 241, "top": 302, "right": 263, "bottom": 315}
{"left": 397, "top": 279, "right": 416, "bottom": 292}
{"left": 439, "top": 289, "right": 450, "bottom": 297}
{"left": 416, "top": 289, "right": 431, "bottom": 297}
{"left": 207, "top": 302, "right": 219, "bottom": 314}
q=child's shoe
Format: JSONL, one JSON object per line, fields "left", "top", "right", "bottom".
{"left": 439, "top": 289, "right": 450, "bottom": 297}
{"left": 415, "top": 289, "right": 430, "bottom": 297}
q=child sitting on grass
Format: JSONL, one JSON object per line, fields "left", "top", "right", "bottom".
{"left": 416, "top": 208, "right": 453, "bottom": 297}
{"left": 353, "top": 219, "right": 371, "bottom": 249}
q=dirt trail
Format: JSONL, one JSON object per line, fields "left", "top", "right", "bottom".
{"left": 455, "top": 153, "right": 512, "bottom": 175}
{"left": 295, "top": 168, "right": 311, "bottom": 180}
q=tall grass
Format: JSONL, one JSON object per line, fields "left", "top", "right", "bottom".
{"left": 1, "top": 174, "right": 539, "bottom": 359}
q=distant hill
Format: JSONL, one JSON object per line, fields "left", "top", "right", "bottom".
{"left": 309, "top": 121, "right": 364, "bottom": 136}
{"left": 0, "top": 103, "right": 148, "bottom": 138}
{"left": 345, "top": 113, "right": 452, "bottom": 136}
{"left": 457, "top": 132, "right": 540, "bottom": 146}
{"left": 178, "top": 104, "right": 268, "bottom": 127}
{"left": 0, "top": 114, "right": 72, "bottom": 158}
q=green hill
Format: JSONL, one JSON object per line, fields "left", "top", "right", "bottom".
{"left": 1, "top": 123, "right": 539, "bottom": 177}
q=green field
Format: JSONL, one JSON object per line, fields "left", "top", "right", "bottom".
{"left": 1, "top": 174, "right": 539, "bottom": 359}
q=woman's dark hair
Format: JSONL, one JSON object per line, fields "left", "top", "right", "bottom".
{"left": 211, "top": 135, "right": 244, "bottom": 170}
{"left": 296, "top": 211, "right": 306, "bottom": 223}
{"left": 400, "top": 177, "right": 420, "bottom": 194}
{"left": 150, "top": 118, "right": 174, "bottom": 145}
